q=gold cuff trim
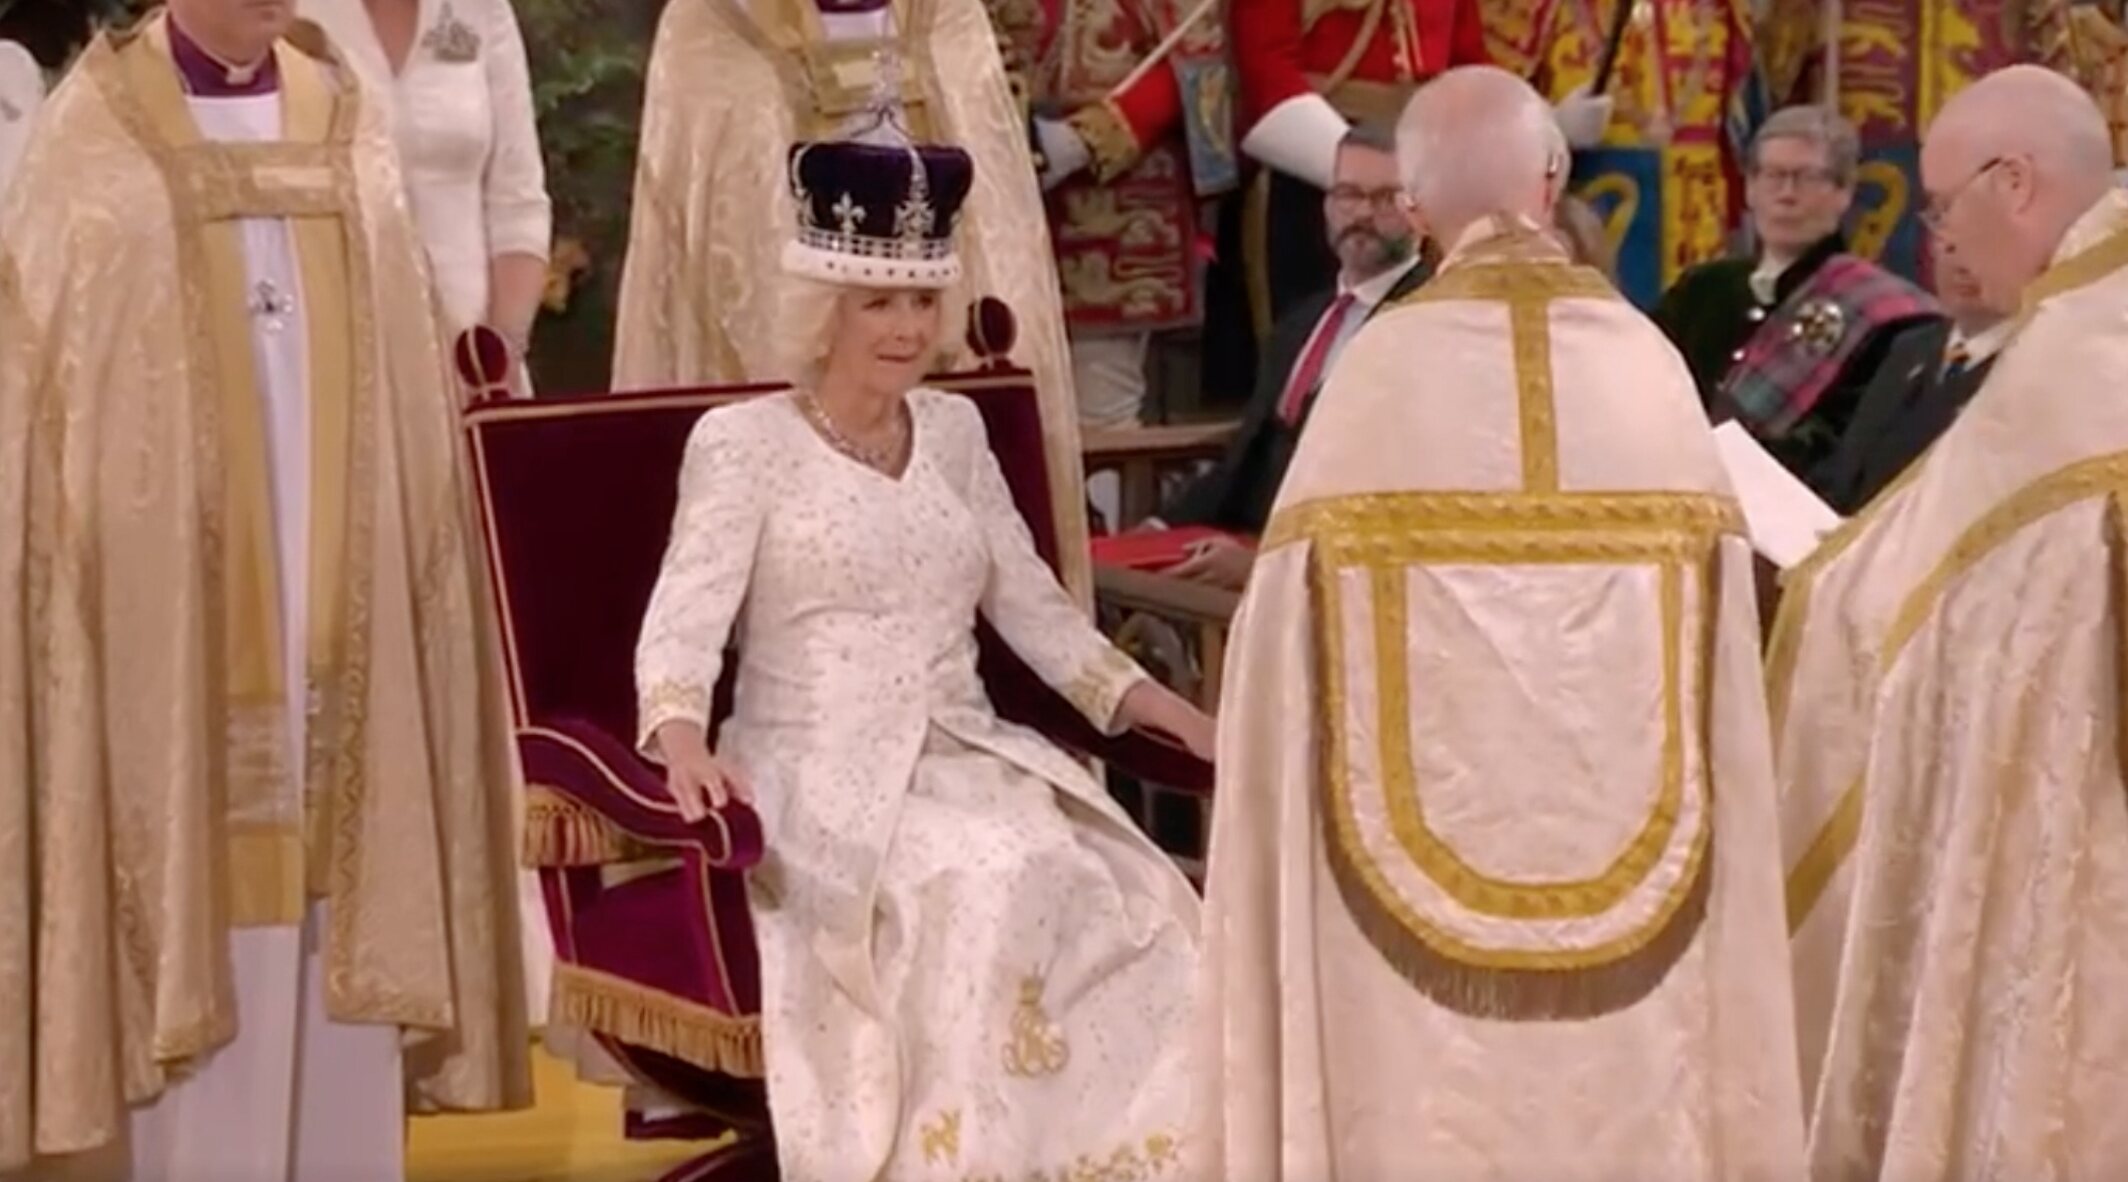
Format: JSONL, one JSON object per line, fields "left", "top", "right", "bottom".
{"left": 1067, "top": 99, "right": 1143, "bottom": 184}
{"left": 550, "top": 963, "right": 763, "bottom": 1079}
{"left": 523, "top": 786, "right": 646, "bottom": 867}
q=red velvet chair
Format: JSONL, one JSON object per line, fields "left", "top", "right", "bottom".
{"left": 462, "top": 301, "right": 1210, "bottom": 1180}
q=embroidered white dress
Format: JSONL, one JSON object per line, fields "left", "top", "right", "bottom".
{"left": 636, "top": 390, "right": 1199, "bottom": 1179}
{"left": 301, "top": 0, "right": 551, "bottom": 334}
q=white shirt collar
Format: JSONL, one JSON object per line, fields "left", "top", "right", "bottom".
{"left": 1339, "top": 254, "right": 1423, "bottom": 307}
{"left": 1947, "top": 318, "right": 2013, "bottom": 365}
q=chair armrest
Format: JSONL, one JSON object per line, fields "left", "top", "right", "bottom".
{"left": 519, "top": 720, "right": 766, "bottom": 871}
{"left": 1095, "top": 565, "right": 1241, "bottom": 624}
{"left": 1081, "top": 421, "right": 1240, "bottom": 466}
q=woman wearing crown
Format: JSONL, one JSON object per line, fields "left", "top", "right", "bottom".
{"left": 633, "top": 136, "right": 1212, "bottom": 1178}
{"left": 612, "top": 0, "right": 1098, "bottom": 609}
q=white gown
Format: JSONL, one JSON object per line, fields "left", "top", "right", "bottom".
{"left": 300, "top": 0, "right": 551, "bottom": 334}
{"left": 635, "top": 390, "right": 1199, "bottom": 1179}
{"left": 302, "top": 0, "right": 555, "bottom": 1014}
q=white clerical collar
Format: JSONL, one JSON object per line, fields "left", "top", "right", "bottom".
{"left": 1339, "top": 254, "right": 1422, "bottom": 307}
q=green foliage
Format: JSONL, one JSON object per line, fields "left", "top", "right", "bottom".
{"left": 516, "top": 0, "right": 663, "bottom": 392}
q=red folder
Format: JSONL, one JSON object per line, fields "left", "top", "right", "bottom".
{"left": 1090, "top": 526, "right": 1237, "bottom": 572}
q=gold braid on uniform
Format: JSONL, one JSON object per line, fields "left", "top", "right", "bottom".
{"left": 1066, "top": 98, "right": 1143, "bottom": 182}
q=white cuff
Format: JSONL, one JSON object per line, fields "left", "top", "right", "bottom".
{"left": 1240, "top": 93, "right": 1348, "bottom": 191}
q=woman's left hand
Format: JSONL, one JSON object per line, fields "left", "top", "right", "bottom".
{"left": 1116, "top": 680, "right": 1217, "bottom": 762}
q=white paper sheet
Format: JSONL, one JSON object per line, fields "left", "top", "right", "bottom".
{"left": 1712, "top": 421, "right": 1843, "bottom": 570}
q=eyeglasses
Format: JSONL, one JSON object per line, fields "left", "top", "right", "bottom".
{"left": 1749, "top": 164, "right": 1838, "bottom": 191}
{"left": 1325, "top": 185, "right": 1405, "bottom": 212}
{"left": 1919, "top": 157, "right": 2007, "bottom": 230}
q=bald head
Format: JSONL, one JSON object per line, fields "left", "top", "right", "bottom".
{"left": 1921, "top": 65, "right": 2114, "bottom": 306}
{"left": 1397, "top": 66, "right": 1567, "bottom": 246}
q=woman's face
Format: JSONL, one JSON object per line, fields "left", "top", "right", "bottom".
{"left": 827, "top": 287, "right": 942, "bottom": 391}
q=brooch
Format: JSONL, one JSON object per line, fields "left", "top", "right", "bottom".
{"left": 1788, "top": 297, "right": 1847, "bottom": 354}
{"left": 422, "top": 3, "right": 482, "bottom": 64}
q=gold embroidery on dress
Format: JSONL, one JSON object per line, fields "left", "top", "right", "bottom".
{"left": 960, "top": 1131, "right": 1184, "bottom": 1181}
{"left": 921, "top": 1107, "right": 963, "bottom": 1165}
{"left": 1002, "top": 974, "right": 1071, "bottom": 1077}
{"left": 1062, "top": 645, "right": 1140, "bottom": 720}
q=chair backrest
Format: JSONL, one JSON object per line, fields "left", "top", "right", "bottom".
{"left": 464, "top": 368, "right": 1057, "bottom": 741}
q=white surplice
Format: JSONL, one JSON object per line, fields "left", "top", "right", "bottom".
{"left": 117, "top": 88, "right": 404, "bottom": 1182}
{"left": 635, "top": 390, "right": 1198, "bottom": 1179}
{"left": 1194, "top": 219, "right": 1806, "bottom": 1181}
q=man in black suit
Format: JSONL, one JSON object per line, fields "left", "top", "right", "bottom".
{"left": 1816, "top": 236, "right": 2012, "bottom": 513}
{"left": 1158, "top": 120, "right": 1429, "bottom": 588}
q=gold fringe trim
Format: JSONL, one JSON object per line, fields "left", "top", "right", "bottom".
{"left": 551, "top": 963, "right": 764, "bottom": 1079}
{"left": 523, "top": 785, "right": 642, "bottom": 867}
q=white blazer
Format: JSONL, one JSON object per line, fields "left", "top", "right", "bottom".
{"left": 0, "top": 41, "right": 44, "bottom": 201}
{"left": 302, "top": 0, "right": 552, "bottom": 333}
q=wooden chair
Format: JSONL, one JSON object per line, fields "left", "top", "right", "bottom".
{"left": 1080, "top": 419, "right": 1237, "bottom": 532}
{"left": 462, "top": 299, "right": 1210, "bottom": 1180}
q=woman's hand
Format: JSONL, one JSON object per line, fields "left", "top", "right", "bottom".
{"left": 1115, "top": 680, "right": 1217, "bottom": 762}
{"left": 653, "top": 720, "right": 752, "bottom": 822}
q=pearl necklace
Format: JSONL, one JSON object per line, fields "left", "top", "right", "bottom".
{"left": 799, "top": 390, "right": 910, "bottom": 474}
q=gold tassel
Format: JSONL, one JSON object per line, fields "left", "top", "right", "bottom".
{"left": 551, "top": 964, "right": 765, "bottom": 1079}
{"left": 522, "top": 787, "right": 641, "bottom": 867}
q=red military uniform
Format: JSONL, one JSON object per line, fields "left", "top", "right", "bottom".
{"left": 989, "top": 0, "right": 1231, "bottom": 334}
{"left": 1213, "top": 0, "right": 1489, "bottom": 372}
{"left": 1234, "top": 0, "right": 1489, "bottom": 151}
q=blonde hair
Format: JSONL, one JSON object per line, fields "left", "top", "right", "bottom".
{"left": 776, "top": 276, "right": 972, "bottom": 385}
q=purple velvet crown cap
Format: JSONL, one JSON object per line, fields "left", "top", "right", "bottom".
{"left": 782, "top": 139, "right": 975, "bottom": 287}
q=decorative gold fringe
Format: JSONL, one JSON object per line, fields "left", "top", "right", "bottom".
{"left": 1323, "top": 828, "right": 1715, "bottom": 1023}
{"left": 551, "top": 963, "right": 765, "bottom": 1079}
{"left": 522, "top": 786, "right": 640, "bottom": 867}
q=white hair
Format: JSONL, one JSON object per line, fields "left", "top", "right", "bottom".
{"left": 775, "top": 276, "right": 971, "bottom": 385}
{"left": 1396, "top": 66, "right": 1567, "bottom": 241}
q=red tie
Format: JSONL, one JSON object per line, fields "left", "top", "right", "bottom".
{"left": 1277, "top": 293, "right": 1357, "bottom": 426}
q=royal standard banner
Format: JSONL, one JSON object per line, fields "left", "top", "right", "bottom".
{"left": 1489, "top": 0, "right": 1758, "bottom": 308}
{"left": 1771, "top": 0, "right": 2027, "bottom": 283}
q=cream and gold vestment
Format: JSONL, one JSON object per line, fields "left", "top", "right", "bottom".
{"left": 1193, "top": 217, "right": 1806, "bottom": 1180}
{"left": 1776, "top": 189, "right": 2128, "bottom": 1179}
{"left": 0, "top": 16, "right": 527, "bottom": 1172}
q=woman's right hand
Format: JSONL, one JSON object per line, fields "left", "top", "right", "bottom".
{"left": 653, "top": 720, "right": 752, "bottom": 823}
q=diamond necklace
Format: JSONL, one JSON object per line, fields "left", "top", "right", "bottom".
{"left": 798, "top": 389, "right": 910, "bottom": 473}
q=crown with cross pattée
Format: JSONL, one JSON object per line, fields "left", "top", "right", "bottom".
{"left": 781, "top": 48, "right": 973, "bottom": 287}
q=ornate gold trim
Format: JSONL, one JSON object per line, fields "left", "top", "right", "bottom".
{"left": 228, "top": 823, "right": 307, "bottom": 928}
{"left": 1300, "top": 490, "right": 1735, "bottom": 1017}
{"left": 1263, "top": 490, "right": 1744, "bottom": 554}
{"left": 551, "top": 962, "right": 763, "bottom": 1078}
{"left": 2021, "top": 221, "right": 2128, "bottom": 315}
{"left": 1367, "top": 559, "right": 1689, "bottom": 920}
{"left": 1780, "top": 449, "right": 2128, "bottom": 930}
{"left": 1391, "top": 259, "right": 1619, "bottom": 493}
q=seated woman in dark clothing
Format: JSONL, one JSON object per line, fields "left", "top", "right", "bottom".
{"left": 1652, "top": 104, "right": 1940, "bottom": 496}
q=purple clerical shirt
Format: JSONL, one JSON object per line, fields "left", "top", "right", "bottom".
{"left": 168, "top": 18, "right": 279, "bottom": 96}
